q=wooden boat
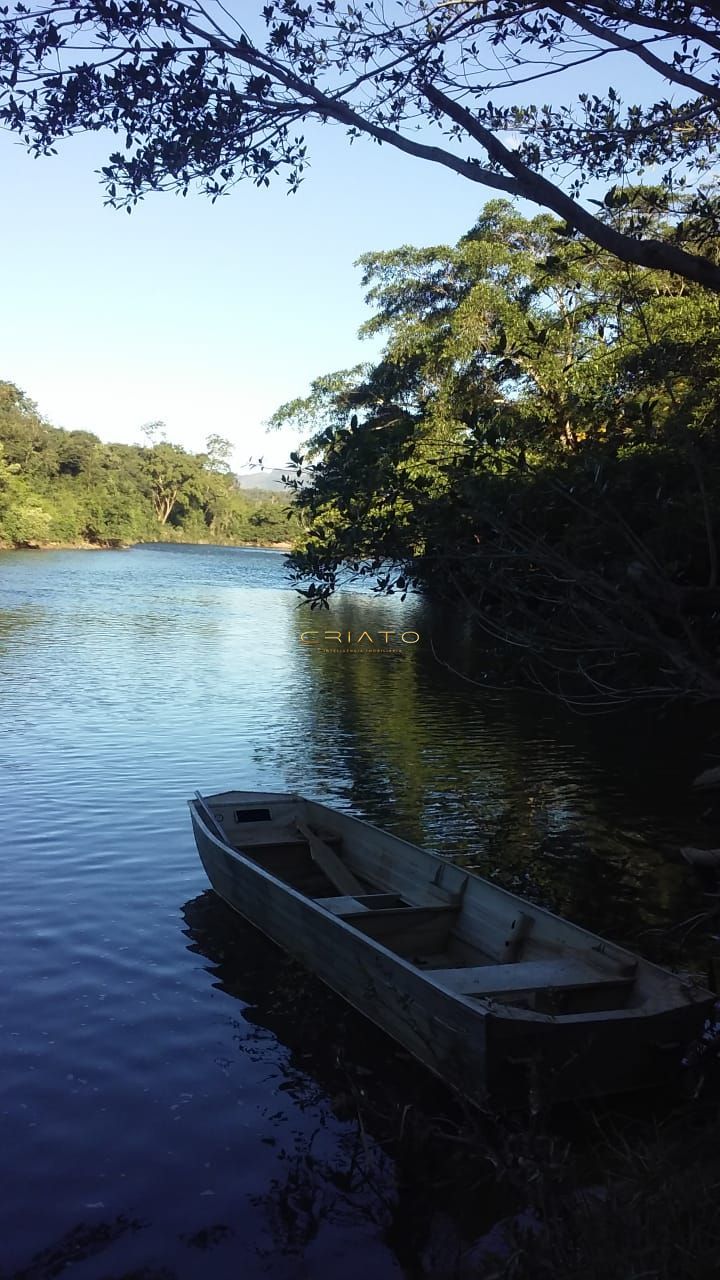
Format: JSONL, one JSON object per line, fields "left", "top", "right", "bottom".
{"left": 188, "top": 790, "right": 715, "bottom": 1104}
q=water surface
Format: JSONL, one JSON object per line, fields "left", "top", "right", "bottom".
{"left": 0, "top": 544, "right": 715, "bottom": 1278}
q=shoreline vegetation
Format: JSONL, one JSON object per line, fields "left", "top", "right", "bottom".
{"left": 0, "top": 380, "right": 298, "bottom": 554}
{"left": 275, "top": 200, "right": 720, "bottom": 709}
{"left": 0, "top": 537, "right": 294, "bottom": 552}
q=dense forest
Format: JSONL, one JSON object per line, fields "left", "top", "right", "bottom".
{"left": 272, "top": 198, "right": 720, "bottom": 707}
{"left": 0, "top": 382, "right": 296, "bottom": 549}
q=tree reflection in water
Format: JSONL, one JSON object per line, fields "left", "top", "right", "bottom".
{"left": 264, "top": 594, "right": 717, "bottom": 968}
{"left": 8, "top": 1217, "right": 154, "bottom": 1280}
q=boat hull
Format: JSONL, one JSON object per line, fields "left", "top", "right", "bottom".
{"left": 189, "top": 804, "right": 714, "bottom": 1104}
{"left": 191, "top": 813, "right": 491, "bottom": 1096}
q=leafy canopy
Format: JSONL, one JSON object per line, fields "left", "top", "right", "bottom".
{"left": 0, "top": 381, "right": 298, "bottom": 547}
{"left": 1, "top": 2, "right": 720, "bottom": 287}
{"left": 271, "top": 201, "right": 720, "bottom": 704}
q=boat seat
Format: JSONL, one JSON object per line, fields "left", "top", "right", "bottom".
{"left": 314, "top": 895, "right": 370, "bottom": 916}
{"left": 327, "top": 904, "right": 461, "bottom": 962}
{"left": 424, "top": 959, "right": 635, "bottom": 999}
{"left": 232, "top": 826, "right": 342, "bottom": 849}
{"left": 313, "top": 892, "right": 407, "bottom": 916}
{"left": 312, "top": 900, "right": 460, "bottom": 959}
{"left": 316, "top": 902, "right": 457, "bottom": 922}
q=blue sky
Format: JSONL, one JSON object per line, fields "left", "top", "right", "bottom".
{"left": 0, "top": 122, "right": 491, "bottom": 470}
{"left": 0, "top": 33, "right": 666, "bottom": 471}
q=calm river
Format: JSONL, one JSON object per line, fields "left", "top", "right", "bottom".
{"left": 0, "top": 544, "right": 715, "bottom": 1279}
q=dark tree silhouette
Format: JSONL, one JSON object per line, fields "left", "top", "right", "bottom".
{"left": 1, "top": 2, "right": 720, "bottom": 287}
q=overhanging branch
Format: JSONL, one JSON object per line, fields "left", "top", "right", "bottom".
{"left": 421, "top": 81, "right": 720, "bottom": 291}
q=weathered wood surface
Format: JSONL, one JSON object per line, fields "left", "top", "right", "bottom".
{"left": 191, "top": 813, "right": 488, "bottom": 1097}
{"left": 501, "top": 911, "right": 534, "bottom": 963}
{"left": 303, "top": 798, "right": 648, "bottom": 973}
{"left": 426, "top": 960, "right": 634, "bottom": 998}
{"left": 314, "top": 895, "right": 371, "bottom": 916}
{"left": 341, "top": 904, "right": 459, "bottom": 957}
{"left": 296, "top": 820, "right": 364, "bottom": 895}
{"left": 314, "top": 892, "right": 408, "bottom": 915}
{"left": 189, "top": 790, "right": 716, "bottom": 1103}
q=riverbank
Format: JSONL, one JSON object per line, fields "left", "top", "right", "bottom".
{"left": 0, "top": 539, "right": 124, "bottom": 551}
{"left": 0, "top": 537, "right": 294, "bottom": 552}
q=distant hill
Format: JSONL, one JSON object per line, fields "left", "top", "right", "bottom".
{"left": 235, "top": 467, "right": 306, "bottom": 492}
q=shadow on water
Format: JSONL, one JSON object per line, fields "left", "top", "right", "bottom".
{"left": 270, "top": 594, "right": 720, "bottom": 971}
{"left": 179, "top": 891, "right": 718, "bottom": 1280}
{"left": 179, "top": 890, "right": 526, "bottom": 1279}
{"left": 7, "top": 1218, "right": 156, "bottom": 1280}
{"left": 10, "top": 870, "right": 713, "bottom": 1280}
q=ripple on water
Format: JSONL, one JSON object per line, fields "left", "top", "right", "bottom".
{"left": 0, "top": 544, "right": 714, "bottom": 1278}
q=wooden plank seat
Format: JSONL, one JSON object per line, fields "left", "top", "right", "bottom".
{"left": 232, "top": 827, "right": 343, "bottom": 850}
{"left": 424, "top": 959, "right": 636, "bottom": 1000}
{"left": 314, "top": 902, "right": 457, "bottom": 922}
{"left": 314, "top": 895, "right": 370, "bottom": 916}
{"left": 313, "top": 893, "right": 404, "bottom": 916}
{"left": 335, "top": 904, "right": 461, "bottom": 958}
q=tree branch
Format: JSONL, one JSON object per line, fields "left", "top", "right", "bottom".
{"left": 551, "top": 1, "right": 720, "bottom": 105}
{"left": 420, "top": 81, "right": 720, "bottom": 291}
{"left": 181, "top": 19, "right": 522, "bottom": 197}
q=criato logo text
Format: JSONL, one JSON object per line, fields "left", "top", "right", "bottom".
{"left": 299, "top": 630, "right": 420, "bottom": 646}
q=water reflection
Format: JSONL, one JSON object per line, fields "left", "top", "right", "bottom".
{"left": 181, "top": 891, "right": 517, "bottom": 1278}
{"left": 8, "top": 1216, "right": 148, "bottom": 1280}
{"left": 1, "top": 545, "right": 717, "bottom": 1280}
{"left": 273, "top": 594, "right": 711, "bottom": 965}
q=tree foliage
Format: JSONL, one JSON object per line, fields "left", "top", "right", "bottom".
{"left": 271, "top": 201, "right": 720, "bottom": 704}
{"left": 1, "top": 2, "right": 720, "bottom": 287}
{"left": 0, "top": 381, "right": 297, "bottom": 548}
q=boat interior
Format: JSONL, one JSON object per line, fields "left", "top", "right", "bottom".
{"left": 196, "top": 792, "right": 658, "bottom": 1016}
